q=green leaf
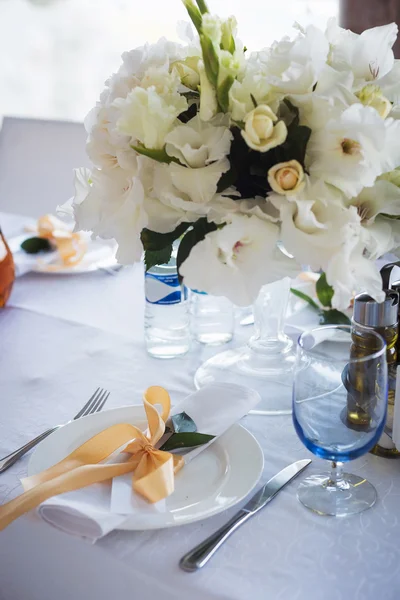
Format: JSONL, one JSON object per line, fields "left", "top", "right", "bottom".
{"left": 131, "top": 143, "right": 180, "bottom": 165}
{"left": 316, "top": 272, "right": 334, "bottom": 308}
{"left": 177, "top": 101, "right": 198, "bottom": 124}
{"left": 250, "top": 93, "right": 258, "bottom": 109}
{"left": 290, "top": 287, "right": 320, "bottom": 312}
{"left": 217, "top": 74, "right": 235, "bottom": 113}
{"left": 195, "top": 0, "right": 209, "bottom": 14}
{"left": 144, "top": 246, "right": 172, "bottom": 271}
{"left": 200, "top": 34, "right": 219, "bottom": 87}
{"left": 182, "top": 0, "right": 202, "bottom": 33}
{"left": 20, "top": 237, "right": 53, "bottom": 254}
{"left": 159, "top": 432, "right": 215, "bottom": 452}
{"left": 176, "top": 218, "right": 218, "bottom": 282}
{"left": 141, "top": 223, "right": 190, "bottom": 252}
{"left": 170, "top": 411, "right": 197, "bottom": 434}
{"left": 319, "top": 309, "right": 351, "bottom": 326}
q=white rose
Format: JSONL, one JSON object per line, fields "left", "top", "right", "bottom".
{"left": 268, "top": 160, "right": 305, "bottom": 195}
{"left": 241, "top": 105, "right": 287, "bottom": 152}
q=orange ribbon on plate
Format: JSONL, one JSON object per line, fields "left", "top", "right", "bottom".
{"left": 0, "top": 386, "right": 184, "bottom": 531}
{"left": 26, "top": 215, "right": 87, "bottom": 269}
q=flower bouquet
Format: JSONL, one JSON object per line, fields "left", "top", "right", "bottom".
{"left": 68, "top": 0, "right": 400, "bottom": 411}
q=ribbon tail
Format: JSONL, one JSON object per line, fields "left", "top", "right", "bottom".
{"left": 0, "top": 461, "right": 135, "bottom": 532}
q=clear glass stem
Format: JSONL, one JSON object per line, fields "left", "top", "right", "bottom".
{"left": 327, "top": 461, "right": 348, "bottom": 490}
{"left": 247, "top": 277, "right": 293, "bottom": 356}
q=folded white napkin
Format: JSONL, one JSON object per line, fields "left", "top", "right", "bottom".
{"left": 37, "top": 383, "right": 260, "bottom": 541}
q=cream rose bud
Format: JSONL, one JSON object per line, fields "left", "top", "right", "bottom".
{"left": 241, "top": 105, "right": 288, "bottom": 152}
{"left": 268, "top": 160, "right": 306, "bottom": 195}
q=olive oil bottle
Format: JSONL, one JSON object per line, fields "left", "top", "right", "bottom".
{"left": 347, "top": 292, "right": 400, "bottom": 458}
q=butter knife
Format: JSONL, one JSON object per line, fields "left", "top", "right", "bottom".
{"left": 179, "top": 458, "right": 311, "bottom": 572}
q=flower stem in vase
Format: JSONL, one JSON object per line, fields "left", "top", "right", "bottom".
{"left": 194, "top": 277, "right": 296, "bottom": 415}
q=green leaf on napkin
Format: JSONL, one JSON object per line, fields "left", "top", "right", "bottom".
{"left": 159, "top": 432, "right": 215, "bottom": 452}
{"left": 20, "top": 237, "right": 52, "bottom": 254}
{"left": 170, "top": 411, "right": 197, "bottom": 434}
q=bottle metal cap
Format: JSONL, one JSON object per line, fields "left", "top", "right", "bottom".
{"left": 353, "top": 291, "right": 399, "bottom": 327}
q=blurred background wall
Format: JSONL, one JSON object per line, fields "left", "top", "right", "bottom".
{"left": 0, "top": 0, "right": 338, "bottom": 122}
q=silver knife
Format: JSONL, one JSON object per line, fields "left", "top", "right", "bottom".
{"left": 179, "top": 459, "right": 311, "bottom": 572}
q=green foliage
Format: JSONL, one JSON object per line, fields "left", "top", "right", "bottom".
{"left": 316, "top": 272, "right": 334, "bottom": 307}
{"left": 182, "top": 0, "right": 202, "bottom": 33}
{"left": 319, "top": 309, "right": 350, "bottom": 326}
{"left": 159, "top": 432, "right": 215, "bottom": 452}
{"left": 177, "top": 101, "right": 198, "bottom": 124}
{"left": 290, "top": 272, "right": 350, "bottom": 326}
{"left": 176, "top": 218, "right": 219, "bottom": 281}
{"left": 20, "top": 237, "right": 52, "bottom": 254}
{"left": 144, "top": 246, "right": 173, "bottom": 271}
{"left": 131, "top": 144, "right": 179, "bottom": 164}
{"left": 290, "top": 287, "right": 320, "bottom": 311}
{"left": 141, "top": 223, "right": 190, "bottom": 252}
{"left": 200, "top": 33, "right": 220, "bottom": 87}
{"left": 169, "top": 411, "right": 197, "bottom": 433}
{"left": 217, "top": 74, "right": 235, "bottom": 113}
{"left": 195, "top": 0, "right": 209, "bottom": 14}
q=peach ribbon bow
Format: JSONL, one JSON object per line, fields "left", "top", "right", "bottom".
{"left": 0, "top": 386, "right": 184, "bottom": 531}
{"left": 26, "top": 215, "right": 87, "bottom": 268}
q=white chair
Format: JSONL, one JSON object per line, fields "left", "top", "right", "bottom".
{"left": 0, "top": 116, "right": 90, "bottom": 217}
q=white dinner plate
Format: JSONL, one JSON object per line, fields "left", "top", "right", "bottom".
{"left": 28, "top": 405, "right": 264, "bottom": 530}
{"left": 9, "top": 232, "right": 117, "bottom": 274}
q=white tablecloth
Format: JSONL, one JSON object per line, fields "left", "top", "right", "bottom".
{"left": 1, "top": 211, "right": 400, "bottom": 600}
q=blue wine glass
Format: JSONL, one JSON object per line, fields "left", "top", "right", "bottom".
{"left": 293, "top": 325, "right": 388, "bottom": 516}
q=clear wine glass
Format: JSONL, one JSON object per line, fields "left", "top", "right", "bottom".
{"left": 293, "top": 325, "right": 388, "bottom": 516}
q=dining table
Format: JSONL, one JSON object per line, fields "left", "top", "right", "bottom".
{"left": 1, "top": 208, "right": 400, "bottom": 600}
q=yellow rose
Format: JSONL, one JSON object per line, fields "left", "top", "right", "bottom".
{"left": 241, "top": 105, "right": 287, "bottom": 152}
{"left": 268, "top": 160, "right": 305, "bottom": 195}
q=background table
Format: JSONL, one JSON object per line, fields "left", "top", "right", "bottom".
{"left": 1, "top": 211, "right": 400, "bottom": 600}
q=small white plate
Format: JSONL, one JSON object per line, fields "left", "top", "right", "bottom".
{"left": 28, "top": 405, "right": 264, "bottom": 530}
{"left": 9, "top": 233, "right": 117, "bottom": 275}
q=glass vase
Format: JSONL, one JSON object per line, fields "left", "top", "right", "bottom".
{"left": 194, "top": 277, "right": 296, "bottom": 415}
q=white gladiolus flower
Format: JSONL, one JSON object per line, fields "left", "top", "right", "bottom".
{"left": 349, "top": 179, "right": 400, "bottom": 224}
{"left": 326, "top": 20, "right": 397, "bottom": 84}
{"left": 202, "top": 14, "right": 223, "bottom": 46}
{"left": 229, "top": 71, "right": 278, "bottom": 122}
{"left": 355, "top": 85, "right": 392, "bottom": 119}
{"left": 256, "top": 24, "right": 329, "bottom": 95}
{"left": 242, "top": 105, "right": 287, "bottom": 152}
{"left": 179, "top": 214, "right": 297, "bottom": 306}
{"left": 307, "top": 103, "right": 400, "bottom": 198}
{"left": 165, "top": 114, "right": 232, "bottom": 167}
{"left": 70, "top": 167, "right": 147, "bottom": 263}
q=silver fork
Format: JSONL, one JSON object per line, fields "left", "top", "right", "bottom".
{"left": 0, "top": 388, "right": 110, "bottom": 474}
